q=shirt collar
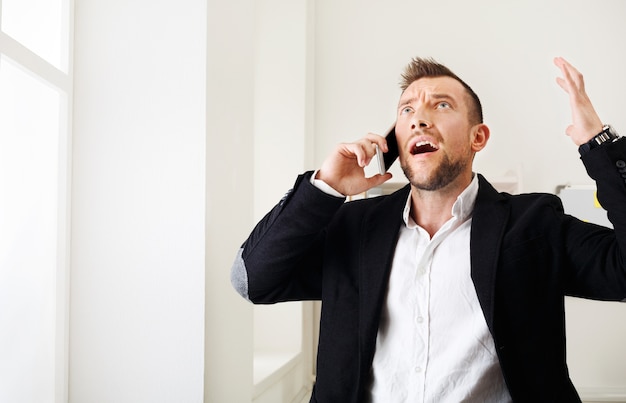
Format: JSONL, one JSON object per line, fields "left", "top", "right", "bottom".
{"left": 402, "top": 173, "right": 479, "bottom": 228}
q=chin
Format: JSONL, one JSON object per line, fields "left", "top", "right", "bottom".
{"left": 402, "top": 158, "right": 467, "bottom": 192}
{"left": 403, "top": 170, "right": 442, "bottom": 191}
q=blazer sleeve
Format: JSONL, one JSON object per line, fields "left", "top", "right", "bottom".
{"left": 230, "top": 171, "right": 346, "bottom": 304}
{"left": 566, "top": 137, "right": 626, "bottom": 299}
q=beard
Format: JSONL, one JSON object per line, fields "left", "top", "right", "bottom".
{"left": 401, "top": 152, "right": 469, "bottom": 191}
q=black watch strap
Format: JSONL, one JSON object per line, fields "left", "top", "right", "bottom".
{"left": 579, "top": 124, "right": 620, "bottom": 156}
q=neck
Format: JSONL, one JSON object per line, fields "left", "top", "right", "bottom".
{"left": 410, "top": 174, "right": 473, "bottom": 238}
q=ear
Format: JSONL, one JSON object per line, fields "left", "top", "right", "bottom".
{"left": 470, "top": 123, "right": 490, "bottom": 152}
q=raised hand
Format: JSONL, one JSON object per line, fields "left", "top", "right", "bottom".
{"left": 554, "top": 57, "right": 603, "bottom": 146}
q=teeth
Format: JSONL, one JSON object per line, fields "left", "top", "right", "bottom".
{"left": 415, "top": 140, "right": 437, "bottom": 148}
{"left": 412, "top": 140, "right": 439, "bottom": 155}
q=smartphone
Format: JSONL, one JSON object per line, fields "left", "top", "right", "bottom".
{"left": 376, "top": 124, "right": 398, "bottom": 174}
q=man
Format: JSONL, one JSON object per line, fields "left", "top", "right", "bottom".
{"left": 231, "top": 57, "right": 626, "bottom": 402}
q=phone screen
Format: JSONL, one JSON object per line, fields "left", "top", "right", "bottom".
{"left": 383, "top": 126, "right": 398, "bottom": 170}
{"left": 376, "top": 125, "right": 398, "bottom": 174}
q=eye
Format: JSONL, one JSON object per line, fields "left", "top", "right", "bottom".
{"left": 401, "top": 106, "right": 413, "bottom": 114}
{"left": 436, "top": 101, "right": 451, "bottom": 109}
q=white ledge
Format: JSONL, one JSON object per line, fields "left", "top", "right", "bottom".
{"left": 253, "top": 351, "right": 301, "bottom": 397}
{"left": 578, "top": 387, "right": 626, "bottom": 402}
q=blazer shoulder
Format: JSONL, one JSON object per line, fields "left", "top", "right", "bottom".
{"left": 477, "top": 174, "right": 561, "bottom": 206}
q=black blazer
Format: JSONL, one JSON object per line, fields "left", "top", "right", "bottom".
{"left": 235, "top": 138, "right": 626, "bottom": 402}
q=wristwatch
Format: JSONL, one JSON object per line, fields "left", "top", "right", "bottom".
{"left": 579, "top": 124, "right": 620, "bottom": 156}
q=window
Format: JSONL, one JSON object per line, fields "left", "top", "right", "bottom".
{"left": 0, "top": 1, "right": 72, "bottom": 402}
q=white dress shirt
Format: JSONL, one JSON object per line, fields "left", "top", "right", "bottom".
{"left": 368, "top": 175, "right": 512, "bottom": 403}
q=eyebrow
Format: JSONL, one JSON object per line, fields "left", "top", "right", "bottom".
{"left": 431, "top": 93, "right": 455, "bottom": 102}
{"left": 398, "top": 93, "right": 456, "bottom": 109}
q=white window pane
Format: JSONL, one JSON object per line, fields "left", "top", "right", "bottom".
{"left": 0, "top": 57, "right": 61, "bottom": 403}
{"left": 1, "top": 0, "right": 68, "bottom": 72}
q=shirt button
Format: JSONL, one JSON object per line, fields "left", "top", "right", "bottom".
{"left": 417, "top": 316, "right": 424, "bottom": 323}
{"left": 414, "top": 367, "right": 422, "bottom": 373}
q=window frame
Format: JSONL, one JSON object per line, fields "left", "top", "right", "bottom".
{"left": 0, "top": 1, "right": 73, "bottom": 401}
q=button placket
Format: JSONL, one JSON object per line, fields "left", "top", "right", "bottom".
{"left": 413, "top": 242, "right": 431, "bottom": 403}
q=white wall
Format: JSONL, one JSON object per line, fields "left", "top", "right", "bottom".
{"left": 205, "top": 0, "right": 255, "bottom": 401}
{"left": 252, "top": 0, "right": 313, "bottom": 361}
{"left": 71, "top": 1, "right": 309, "bottom": 402}
{"left": 71, "top": 1, "right": 206, "bottom": 401}
{"left": 251, "top": 1, "right": 317, "bottom": 401}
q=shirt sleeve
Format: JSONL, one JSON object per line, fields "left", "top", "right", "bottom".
{"left": 310, "top": 169, "right": 345, "bottom": 198}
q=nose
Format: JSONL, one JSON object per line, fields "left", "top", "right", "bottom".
{"left": 410, "top": 115, "right": 432, "bottom": 131}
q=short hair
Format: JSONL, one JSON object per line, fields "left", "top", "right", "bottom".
{"left": 400, "top": 57, "right": 483, "bottom": 124}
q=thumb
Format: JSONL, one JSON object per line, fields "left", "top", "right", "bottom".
{"left": 366, "top": 172, "right": 393, "bottom": 189}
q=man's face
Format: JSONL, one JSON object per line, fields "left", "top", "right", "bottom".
{"left": 395, "top": 76, "right": 480, "bottom": 191}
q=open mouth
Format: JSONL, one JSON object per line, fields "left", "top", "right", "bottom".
{"left": 411, "top": 140, "right": 439, "bottom": 155}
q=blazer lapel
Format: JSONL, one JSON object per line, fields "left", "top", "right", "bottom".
{"left": 357, "top": 185, "right": 409, "bottom": 386}
{"left": 470, "top": 174, "right": 510, "bottom": 334}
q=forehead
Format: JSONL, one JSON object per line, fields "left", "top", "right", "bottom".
{"left": 399, "top": 76, "right": 467, "bottom": 104}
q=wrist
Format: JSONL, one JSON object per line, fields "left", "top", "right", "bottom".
{"left": 578, "top": 124, "right": 620, "bottom": 156}
{"left": 311, "top": 170, "right": 345, "bottom": 198}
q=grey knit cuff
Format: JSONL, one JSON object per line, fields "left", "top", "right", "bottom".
{"left": 230, "top": 248, "right": 250, "bottom": 302}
